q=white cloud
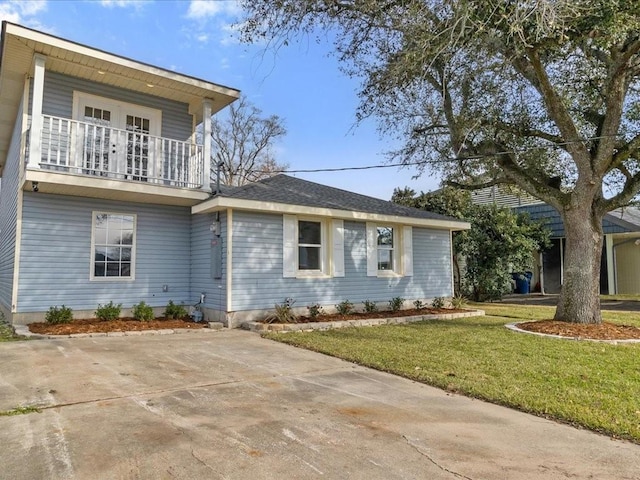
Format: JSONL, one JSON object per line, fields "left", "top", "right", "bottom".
{"left": 0, "top": 1, "right": 47, "bottom": 26}
{"left": 100, "top": 0, "right": 150, "bottom": 9}
{"left": 196, "top": 33, "right": 209, "bottom": 43}
{"left": 186, "top": 0, "right": 240, "bottom": 20}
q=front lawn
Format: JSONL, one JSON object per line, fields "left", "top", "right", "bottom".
{"left": 265, "top": 303, "right": 640, "bottom": 443}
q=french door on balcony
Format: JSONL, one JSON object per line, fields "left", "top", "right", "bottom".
{"left": 73, "top": 92, "right": 161, "bottom": 181}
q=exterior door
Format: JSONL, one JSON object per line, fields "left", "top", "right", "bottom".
{"left": 125, "top": 113, "right": 151, "bottom": 181}
{"left": 73, "top": 92, "right": 161, "bottom": 180}
{"left": 80, "top": 101, "right": 114, "bottom": 176}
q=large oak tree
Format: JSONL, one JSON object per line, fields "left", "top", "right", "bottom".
{"left": 240, "top": 0, "right": 640, "bottom": 324}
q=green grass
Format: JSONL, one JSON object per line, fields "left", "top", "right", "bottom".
{"left": 601, "top": 294, "right": 640, "bottom": 302}
{"left": 265, "top": 303, "right": 640, "bottom": 443}
{"left": 0, "top": 405, "right": 41, "bottom": 416}
{"left": 0, "top": 317, "right": 26, "bottom": 342}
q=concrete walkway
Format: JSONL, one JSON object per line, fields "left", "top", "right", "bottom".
{"left": 1, "top": 330, "right": 638, "bottom": 479}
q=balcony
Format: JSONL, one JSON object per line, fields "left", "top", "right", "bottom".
{"left": 22, "top": 115, "right": 211, "bottom": 206}
{"left": 37, "top": 115, "right": 204, "bottom": 188}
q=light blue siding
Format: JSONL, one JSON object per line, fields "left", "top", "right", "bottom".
{"left": 230, "top": 212, "right": 453, "bottom": 312}
{"left": 42, "top": 71, "right": 193, "bottom": 141}
{"left": 0, "top": 100, "right": 24, "bottom": 311}
{"left": 190, "top": 212, "right": 226, "bottom": 311}
{"left": 16, "top": 193, "right": 194, "bottom": 312}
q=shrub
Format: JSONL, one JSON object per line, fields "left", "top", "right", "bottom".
{"left": 132, "top": 301, "right": 154, "bottom": 321}
{"left": 95, "top": 301, "right": 122, "bottom": 321}
{"left": 413, "top": 300, "right": 426, "bottom": 310}
{"left": 335, "top": 300, "right": 354, "bottom": 315}
{"left": 265, "top": 298, "right": 297, "bottom": 324}
{"left": 45, "top": 305, "right": 73, "bottom": 324}
{"left": 451, "top": 294, "right": 468, "bottom": 309}
{"left": 431, "top": 297, "right": 446, "bottom": 309}
{"left": 363, "top": 300, "right": 378, "bottom": 313}
{"left": 389, "top": 297, "right": 405, "bottom": 312}
{"left": 307, "top": 303, "right": 325, "bottom": 319}
{"left": 164, "top": 300, "right": 187, "bottom": 320}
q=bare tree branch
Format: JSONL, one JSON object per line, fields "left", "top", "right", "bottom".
{"left": 210, "top": 97, "right": 287, "bottom": 187}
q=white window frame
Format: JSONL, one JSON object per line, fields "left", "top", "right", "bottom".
{"left": 72, "top": 92, "right": 162, "bottom": 136}
{"left": 283, "top": 215, "right": 344, "bottom": 278}
{"left": 297, "top": 218, "right": 324, "bottom": 273}
{"left": 90, "top": 211, "right": 137, "bottom": 281}
{"left": 367, "top": 223, "right": 413, "bottom": 277}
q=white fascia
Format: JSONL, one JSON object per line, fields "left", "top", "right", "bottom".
{"left": 192, "top": 197, "right": 471, "bottom": 231}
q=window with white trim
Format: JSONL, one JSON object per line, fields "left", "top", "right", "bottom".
{"left": 376, "top": 226, "right": 395, "bottom": 271}
{"left": 367, "top": 223, "right": 413, "bottom": 277}
{"left": 283, "top": 215, "right": 344, "bottom": 278}
{"left": 91, "top": 212, "right": 136, "bottom": 279}
{"left": 298, "top": 220, "right": 322, "bottom": 270}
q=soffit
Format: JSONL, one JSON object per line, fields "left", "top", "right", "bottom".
{"left": 0, "top": 22, "right": 240, "bottom": 175}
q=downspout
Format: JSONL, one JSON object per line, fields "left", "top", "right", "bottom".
{"left": 538, "top": 251, "right": 545, "bottom": 295}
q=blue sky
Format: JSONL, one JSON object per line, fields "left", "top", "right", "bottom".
{"left": 1, "top": 0, "right": 442, "bottom": 200}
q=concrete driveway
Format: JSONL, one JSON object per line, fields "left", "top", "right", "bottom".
{"left": 1, "top": 330, "right": 638, "bottom": 479}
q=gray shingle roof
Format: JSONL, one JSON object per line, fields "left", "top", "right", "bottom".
{"left": 606, "top": 207, "right": 640, "bottom": 231}
{"left": 217, "top": 174, "right": 458, "bottom": 222}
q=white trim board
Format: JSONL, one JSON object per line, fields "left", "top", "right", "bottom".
{"left": 192, "top": 197, "right": 470, "bottom": 231}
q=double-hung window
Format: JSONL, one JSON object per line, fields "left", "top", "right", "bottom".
{"left": 283, "top": 215, "right": 344, "bottom": 278}
{"left": 91, "top": 212, "right": 136, "bottom": 280}
{"left": 376, "top": 226, "right": 394, "bottom": 271}
{"left": 367, "top": 223, "right": 413, "bottom": 277}
{"left": 298, "top": 220, "right": 322, "bottom": 271}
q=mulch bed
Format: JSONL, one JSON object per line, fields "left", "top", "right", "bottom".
{"left": 518, "top": 320, "right": 640, "bottom": 341}
{"left": 28, "top": 317, "right": 207, "bottom": 335}
{"left": 262, "top": 308, "right": 467, "bottom": 324}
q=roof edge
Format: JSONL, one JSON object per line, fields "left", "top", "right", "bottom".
{"left": 192, "top": 196, "right": 471, "bottom": 231}
{"left": 2, "top": 21, "right": 241, "bottom": 98}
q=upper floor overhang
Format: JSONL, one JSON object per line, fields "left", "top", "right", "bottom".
{"left": 0, "top": 21, "right": 240, "bottom": 175}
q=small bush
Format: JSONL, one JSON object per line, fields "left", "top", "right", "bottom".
{"left": 451, "top": 294, "right": 468, "bottom": 309}
{"left": 413, "top": 300, "right": 426, "bottom": 310}
{"left": 164, "top": 300, "right": 187, "bottom": 320}
{"left": 265, "top": 298, "right": 297, "bottom": 324}
{"left": 95, "top": 301, "right": 122, "bottom": 321}
{"left": 335, "top": 300, "right": 354, "bottom": 315}
{"left": 132, "top": 301, "right": 154, "bottom": 321}
{"left": 363, "top": 300, "right": 378, "bottom": 313}
{"left": 45, "top": 305, "right": 73, "bottom": 324}
{"left": 389, "top": 297, "right": 405, "bottom": 312}
{"left": 431, "top": 297, "right": 446, "bottom": 309}
{"left": 307, "top": 303, "right": 325, "bottom": 319}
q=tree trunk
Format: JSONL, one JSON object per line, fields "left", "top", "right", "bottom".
{"left": 554, "top": 205, "right": 603, "bottom": 324}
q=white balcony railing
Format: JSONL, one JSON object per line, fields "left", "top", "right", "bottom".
{"left": 37, "top": 115, "right": 204, "bottom": 188}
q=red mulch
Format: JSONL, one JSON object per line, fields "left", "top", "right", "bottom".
{"left": 518, "top": 320, "right": 640, "bottom": 340}
{"left": 28, "top": 317, "right": 207, "bottom": 335}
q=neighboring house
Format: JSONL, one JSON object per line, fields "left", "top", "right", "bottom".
{"left": 0, "top": 23, "right": 469, "bottom": 327}
{"left": 472, "top": 186, "right": 640, "bottom": 295}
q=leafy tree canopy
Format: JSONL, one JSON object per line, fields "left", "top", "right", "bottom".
{"left": 393, "top": 187, "right": 550, "bottom": 301}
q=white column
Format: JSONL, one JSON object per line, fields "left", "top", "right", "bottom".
{"left": 606, "top": 234, "right": 616, "bottom": 295}
{"left": 27, "top": 54, "right": 46, "bottom": 170}
{"left": 201, "top": 99, "right": 213, "bottom": 191}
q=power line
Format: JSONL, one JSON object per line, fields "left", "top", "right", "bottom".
{"left": 268, "top": 132, "right": 640, "bottom": 175}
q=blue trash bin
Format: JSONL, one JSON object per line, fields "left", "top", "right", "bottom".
{"left": 514, "top": 272, "right": 532, "bottom": 294}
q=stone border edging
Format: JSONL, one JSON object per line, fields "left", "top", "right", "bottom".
{"left": 505, "top": 322, "right": 640, "bottom": 344}
{"left": 243, "top": 309, "right": 485, "bottom": 332}
{"left": 13, "top": 321, "right": 225, "bottom": 340}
